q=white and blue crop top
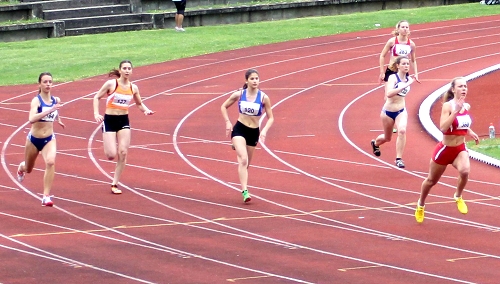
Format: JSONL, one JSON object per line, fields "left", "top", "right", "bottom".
{"left": 37, "top": 94, "right": 58, "bottom": 122}
{"left": 238, "top": 90, "right": 264, "bottom": 116}
{"left": 394, "top": 74, "right": 410, "bottom": 97}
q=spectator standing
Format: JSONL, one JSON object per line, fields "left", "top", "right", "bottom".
{"left": 173, "top": 0, "right": 186, "bottom": 32}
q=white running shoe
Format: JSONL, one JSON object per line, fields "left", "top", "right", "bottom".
{"left": 42, "top": 195, "right": 54, "bottom": 207}
{"left": 17, "top": 162, "right": 26, "bottom": 182}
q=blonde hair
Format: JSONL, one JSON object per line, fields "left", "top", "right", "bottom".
{"left": 392, "top": 20, "right": 410, "bottom": 36}
{"left": 443, "top": 77, "right": 466, "bottom": 102}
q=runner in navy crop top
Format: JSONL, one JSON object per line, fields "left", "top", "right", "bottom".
{"left": 238, "top": 89, "right": 264, "bottom": 116}
{"left": 221, "top": 69, "right": 274, "bottom": 203}
{"left": 16, "top": 72, "right": 65, "bottom": 207}
{"left": 37, "top": 94, "right": 59, "bottom": 122}
{"left": 371, "top": 56, "right": 415, "bottom": 169}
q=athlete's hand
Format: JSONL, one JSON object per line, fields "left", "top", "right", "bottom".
{"left": 470, "top": 131, "right": 479, "bottom": 145}
{"left": 454, "top": 97, "right": 465, "bottom": 113}
{"left": 225, "top": 121, "right": 232, "bottom": 137}
{"left": 58, "top": 120, "right": 65, "bottom": 129}
{"left": 260, "top": 130, "right": 267, "bottom": 143}
{"left": 379, "top": 73, "right": 385, "bottom": 85}
{"left": 52, "top": 103, "right": 63, "bottom": 112}
{"left": 144, "top": 109, "right": 154, "bottom": 115}
{"left": 94, "top": 113, "right": 104, "bottom": 123}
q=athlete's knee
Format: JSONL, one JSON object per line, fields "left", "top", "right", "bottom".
{"left": 105, "top": 152, "right": 116, "bottom": 160}
{"left": 424, "top": 177, "right": 438, "bottom": 187}
{"left": 458, "top": 167, "right": 470, "bottom": 178}
{"left": 118, "top": 148, "right": 128, "bottom": 160}
{"left": 239, "top": 155, "right": 249, "bottom": 168}
{"left": 45, "top": 158, "right": 55, "bottom": 168}
{"left": 397, "top": 127, "right": 406, "bottom": 136}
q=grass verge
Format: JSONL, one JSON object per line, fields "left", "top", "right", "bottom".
{"left": 467, "top": 138, "right": 500, "bottom": 160}
{"left": 1, "top": 3, "right": 500, "bottom": 85}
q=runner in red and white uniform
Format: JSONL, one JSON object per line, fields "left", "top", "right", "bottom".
{"left": 379, "top": 20, "right": 420, "bottom": 84}
{"left": 414, "top": 77, "right": 479, "bottom": 223}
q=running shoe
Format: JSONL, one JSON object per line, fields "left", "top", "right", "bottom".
{"left": 41, "top": 195, "right": 54, "bottom": 207}
{"left": 17, "top": 162, "right": 25, "bottom": 182}
{"left": 392, "top": 128, "right": 397, "bottom": 133}
{"left": 454, "top": 196, "right": 468, "bottom": 214}
{"left": 111, "top": 184, "right": 122, "bottom": 194}
{"left": 371, "top": 140, "right": 381, "bottom": 156}
{"left": 415, "top": 204, "right": 425, "bottom": 223}
{"left": 242, "top": 189, "right": 251, "bottom": 203}
{"left": 395, "top": 159, "right": 405, "bottom": 168}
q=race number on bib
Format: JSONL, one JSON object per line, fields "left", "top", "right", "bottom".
{"left": 456, "top": 115, "right": 472, "bottom": 129}
{"left": 239, "top": 101, "right": 261, "bottom": 116}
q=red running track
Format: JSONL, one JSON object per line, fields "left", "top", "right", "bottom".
{"left": 1, "top": 15, "right": 500, "bottom": 284}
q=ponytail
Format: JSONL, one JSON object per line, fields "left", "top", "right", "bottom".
{"left": 109, "top": 60, "right": 133, "bottom": 77}
{"left": 391, "top": 20, "right": 409, "bottom": 36}
{"left": 442, "top": 77, "right": 464, "bottom": 102}
{"left": 242, "top": 68, "right": 259, "bottom": 89}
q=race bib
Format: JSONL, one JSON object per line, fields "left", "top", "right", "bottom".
{"left": 239, "top": 101, "right": 261, "bottom": 116}
{"left": 456, "top": 115, "right": 472, "bottom": 129}
{"left": 40, "top": 106, "right": 58, "bottom": 122}
{"left": 395, "top": 83, "right": 410, "bottom": 97}
{"left": 394, "top": 44, "right": 411, "bottom": 56}
{"left": 112, "top": 93, "right": 132, "bottom": 108}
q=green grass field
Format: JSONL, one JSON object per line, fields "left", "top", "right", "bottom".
{"left": 1, "top": 3, "right": 500, "bottom": 85}
{"left": 467, "top": 138, "right": 500, "bottom": 160}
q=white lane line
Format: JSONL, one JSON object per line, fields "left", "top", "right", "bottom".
{"left": 411, "top": 170, "right": 500, "bottom": 186}
{"left": 58, "top": 152, "right": 86, "bottom": 159}
{"left": 56, "top": 133, "right": 88, "bottom": 140}
{"left": 162, "top": 27, "right": 500, "bottom": 281}
{"left": 87, "top": 123, "right": 315, "bottom": 283}
{"left": 274, "top": 150, "right": 391, "bottom": 169}
{"left": 97, "top": 159, "right": 209, "bottom": 180}
{"left": 1, "top": 19, "right": 498, "bottom": 282}
{"left": 287, "top": 134, "right": 315, "bottom": 138}
{"left": 0, "top": 184, "right": 18, "bottom": 191}
{"left": 172, "top": 90, "right": 480, "bottom": 284}
{"left": 0, "top": 233, "right": 155, "bottom": 283}
{"left": 185, "top": 154, "right": 300, "bottom": 175}
{"left": 0, "top": 122, "right": 17, "bottom": 128}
